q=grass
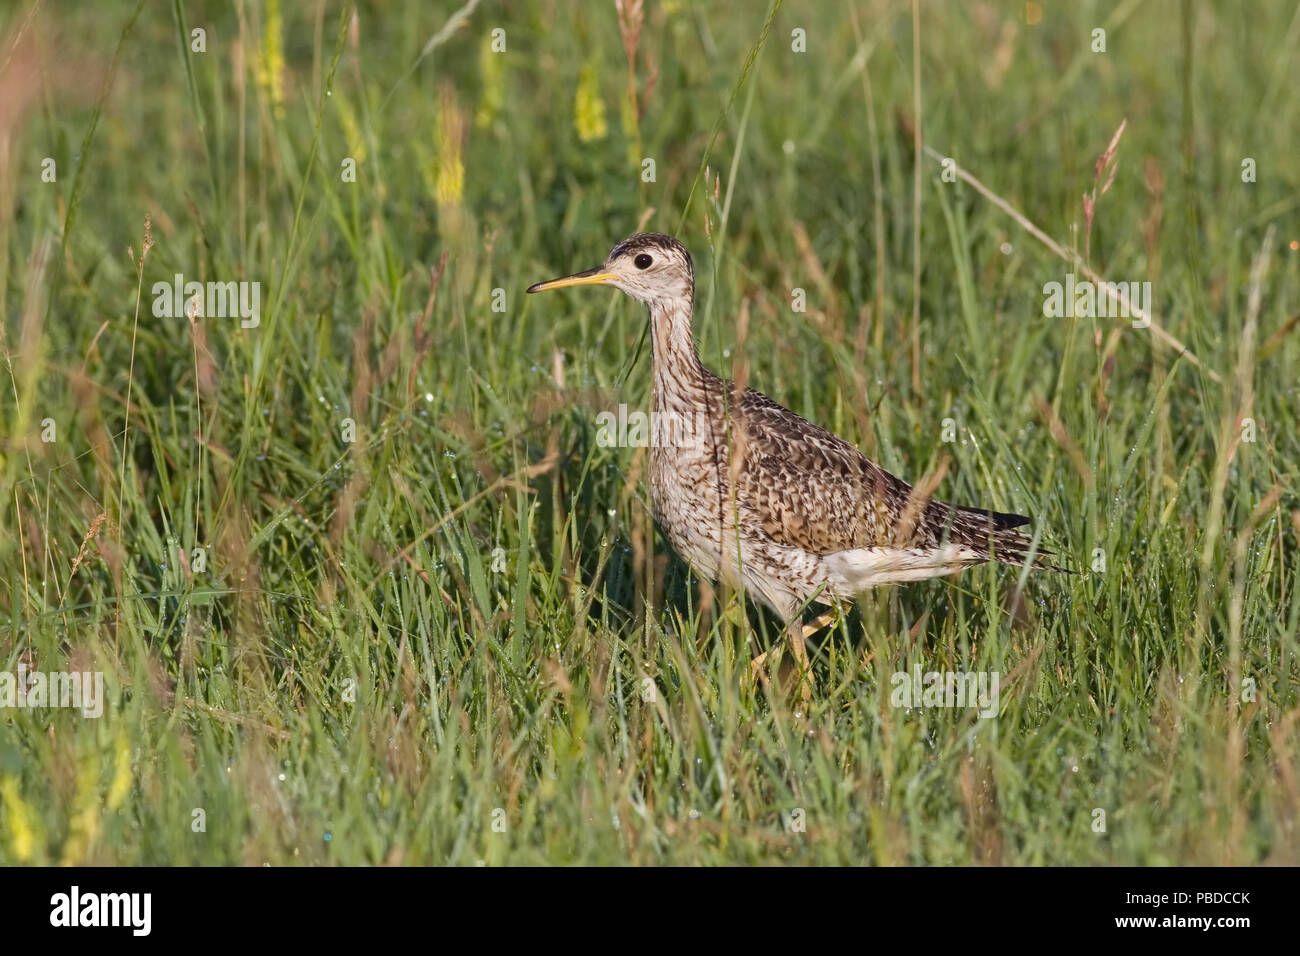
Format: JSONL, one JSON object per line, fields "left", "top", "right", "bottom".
{"left": 0, "top": 0, "right": 1297, "bottom": 865}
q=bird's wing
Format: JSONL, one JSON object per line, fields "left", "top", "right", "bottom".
{"left": 734, "top": 387, "right": 1035, "bottom": 560}
{"left": 733, "top": 387, "right": 903, "bottom": 554}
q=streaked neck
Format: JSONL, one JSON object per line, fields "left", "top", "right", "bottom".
{"left": 648, "top": 296, "right": 705, "bottom": 410}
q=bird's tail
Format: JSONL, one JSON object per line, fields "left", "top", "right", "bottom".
{"left": 939, "top": 503, "right": 1067, "bottom": 572}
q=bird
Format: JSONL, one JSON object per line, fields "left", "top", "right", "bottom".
{"left": 528, "top": 232, "right": 1051, "bottom": 700}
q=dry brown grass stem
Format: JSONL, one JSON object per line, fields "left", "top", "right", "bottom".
{"left": 922, "top": 145, "right": 1222, "bottom": 383}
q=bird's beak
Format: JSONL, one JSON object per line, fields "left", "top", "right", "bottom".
{"left": 526, "top": 266, "right": 621, "bottom": 294}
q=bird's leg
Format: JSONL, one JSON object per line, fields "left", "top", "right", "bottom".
{"left": 786, "top": 618, "right": 814, "bottom": 712}
{"left": 748, "top": 636, "right": 810, "bottom": 706}
{"left": 785, "top": 606, "right": 846, "bottom": 709}
{"left": 748, "top": 621, "right": 814, "bottom": 711}
{"left": 801, "top": 607, "right": 841, "bottom": 639}
{"left": 749, "top": 606, "right": 841, "bottom": 700}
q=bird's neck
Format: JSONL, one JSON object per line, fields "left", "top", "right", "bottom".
{"left": 648, "top": 296, "right": 706, "bottom": 411}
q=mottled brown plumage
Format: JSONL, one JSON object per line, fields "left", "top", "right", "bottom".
{"left": 529, "top": 233, "right": 1049, "bottom": 683}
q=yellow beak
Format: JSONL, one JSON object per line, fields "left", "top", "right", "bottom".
{"left": 526, "top": 268, "right": 622, "bottom": 294}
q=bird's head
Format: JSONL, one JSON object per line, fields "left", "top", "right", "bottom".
{"left": 527, "top": 232, "right": 694, "bottom": 306}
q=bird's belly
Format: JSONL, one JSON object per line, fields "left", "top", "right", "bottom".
{"left": 649, "top": 445, "right": 730, "bottom": 580}
{"left": 650, "top": 466, "right": 724, "bottom": 580}
{"left": 649, "top": 448, "right": 832, "bottom": 617}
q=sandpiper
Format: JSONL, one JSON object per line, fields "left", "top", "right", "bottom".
{"left": 528, "top": 233, "right": 1050, "bottom": 698}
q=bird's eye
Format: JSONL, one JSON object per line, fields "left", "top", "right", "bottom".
{"left": 634, "top": 253, "right": 653, "bottom": 269}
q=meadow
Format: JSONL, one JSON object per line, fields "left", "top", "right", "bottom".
{"left": 0, "top": 0, "right": 1297, "bottom": 865}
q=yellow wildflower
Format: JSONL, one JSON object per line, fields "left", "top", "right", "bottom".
{"left": 575, "top": 60, "right": 607, "bottom": 143}
{"left": 1, "top": 777, "right": 36, "bottom": 862}
{"left": 106, "top": 732, "right": 132, "bottom": 811}
{"left": 61, "top": 757, "right": 100, "bottom": 865}
{"left": 257, "top": 0, "right": 286, "bottom": 113}
{"left": 433, "top": 86, "right": 466, "bottom": 206}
